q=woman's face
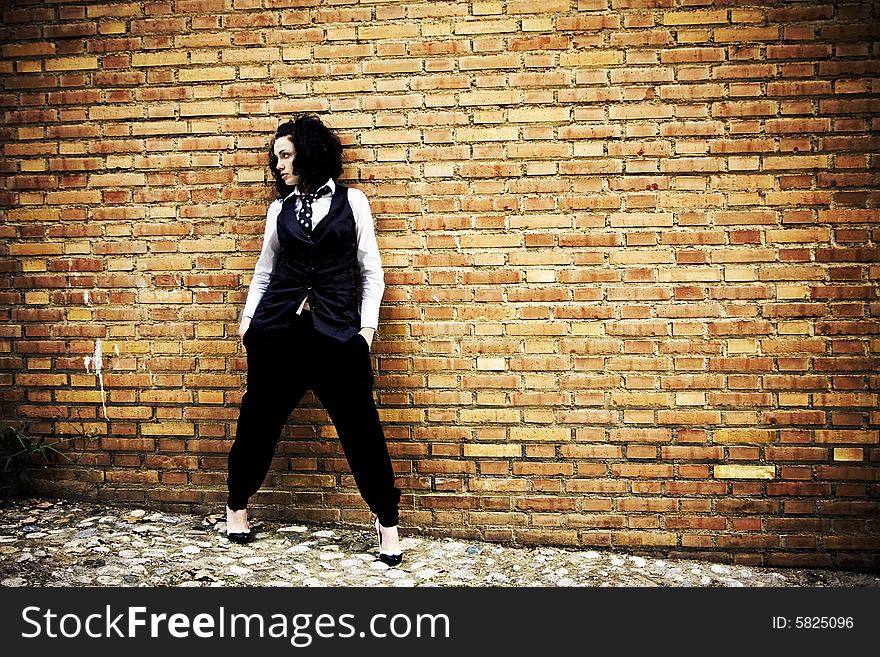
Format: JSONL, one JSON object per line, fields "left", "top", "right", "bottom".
{"left": 273, "top": 135, "right": 299, "bottom": 188}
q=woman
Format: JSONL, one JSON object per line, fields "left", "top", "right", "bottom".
{"left": 225, "top": 115, "right": 402, "bottom": 566}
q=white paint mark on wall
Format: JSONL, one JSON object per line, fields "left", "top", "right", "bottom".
{"left": 92, "top": 339, "right": 108, "bottom": 421}
{"left": 83, "top": 290, "right": 91, "bottom": 306}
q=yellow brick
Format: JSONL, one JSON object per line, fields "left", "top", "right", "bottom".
{"left": 9, "top": 207, "right": 62, "bottom": 222}
{"left": 359, "top": 25, "right": 420, "bottom": 40}
{"left": 571, "top": 323, "right": 604, "bottom": 336}
{"left": 460, "top": 234, "right": 520, "bottom": 248}
{"left": 132, "top": 52, "right": 188, "bottom": 67}
{"left": 44, "top": 56, "right": 99, "bottom": 71}
{"left": 89, "top": 173, "right": 147, "bottom": 187}
{"left": 361, "top": 129, "right": 422, "bottom": 144}
{"left": 714, "top": 465, "right": 775, "bottom": 479}
{"left": 508, "top": 0, "right": 569, "bottom": 12}
{"left": 281, "top": 46, "right": 311, "bottom": 61}
{"left": 137, "top": 290, "right": 193, "bottom": 304}
{"left": 776, "top": 285, "right": 809, "bottom": 300}
{"left": 313, "top": 78, "right": 374, "bottom": 94}
{"left": 147, "top": 342, "right": 176, "bottom": 356}
{"left": 141, "top": 422, "right": 195, "bottom": 436}
{"left": 17, "top": 60, "right": 41, "bottom": 73}
{"left": 472, "top": 1, "right": 502, "bottom": 15}
{"left": 113, "top": 341, "right": 151, "bottom": 354}
{"left": 180, "top": 102, "right": 237, "bottom": 117}
{"left": 477, "top": 357, "right": 506, "bottom": 371}
{"left": 776, "top": 322, "right": 812, "bottom": 335}
{"left": 762, "top": 155, "right": 829, "bottom": 170}
{"left": 765, "top": 228, "right": 831, "bottom": 243}
{"left": 511, "top": 427, "right": 571, "bottom": 441}
{"left": 659, "top": 268, "right": 721, "bottom": 282}
{"left": 833, "top": 448, "right": 863, "bottom": 462}
{"left": 3, "top": 42, "right": 55, "bottom": 57}
{"left": 86, "top": 4, "right": 139, "bottom": 17}
{"left": 25, "top": 292, "right": 50, "bottom": 304}
{"left": 222, "top": 48, "right": 280, "bottom": 63}
{"left": 526, "top": 269, "right": 555, "bottom": 283}
{"left": 714, "top": 429, "right": 775, "bottom": 443}
{"left": 22, "top": 260, "right": 47, "bottom": 272}
{"left": 34, "top": 159, "right": 59, "bottom": 172}
{"left": 455, "top": 126, "right": 519, "bottom": 141}
{"left": 559, "top": 51, "right": 623, "bottom": 67}
{"left": 508, "top": 107, "right": 570, "bottom": 123}
{"left": 56, "top": 390, "right": 107, "bottom": 403}
{"left": 724, "top": 267, "right": 757, "bottom": 282}
{"left": 778, "top": 393, "right": 810, "bottom": 406}
{"left": 609, "top": 212, "right": 674, "bottom": 228}
{"left": 362, "top": 59, "right": 423, "bottom": 74}
{"left": 10, "top": 244, "right": 63, "bottom": 256}
{"left": 177, "top": 237, "right": 234, "bottom": 253}
{"left": 379, "top": 408, "right": 424, "bottom": 423}
{"left": 67, "top": 308, "right": 93, "bottom": 321}
{"left": 522, "top": 17, "right": 553, "bottom": 31}
{"left": 609, "top": 250, "right": 674, "bottom": 265}
{"left": 663, "top": 10, "right": 729, "bottom": 26}
{"left": 325, "top": 27, "right": 357, "bottom": 41}
{"left": 198, "top": 391, "right": 225, "bottom": 405}
{"left": 55, "top": 421, "right": 107, "bottom": 436}
{"left": 194, "top": 324, "right": 224, "bottom": 338}
{"left": 99, "top": 20, "right": 127, "bottom": 35}
{"left": 90, "top": 106, "right": 142, "bottom": 121}
{"left": 428, "top": 374, "right": 459, "bottom": 388}
{"left": 459, "top": 54, "right": 521, "bottom": 70}
{"left": 459, "top": 90, "right": 520, "bottom": 106}
{"left": 672, "top": 322, "right": 703, "bottom": 336}
{"left": 676, "top": 392, "right": 706, "bottom": 406}
{"left": 463, "top": 444, "right": 522, "bottom": 458}
{"left": 421, "top": 22, "right": 452, "bottom": 37}
{"left": 524, "top": 409, "right": 554, "bottom": 423}
{"left": 476, "top": 392, "right": 506, "bottom": 405}
{"left": 469, "top": 478, "right": 529, "bottom": 492}
{"left": 424, "top": 163, "right": 454, "bottom": 177}
{"left": 453, "top": 19, "right": 519, "bottom": 35}
{"left": 460, "top": 409, "right": 519, "bottom": 423}
{"left": 179, "top": 67, "right": 236, "bottom": 82}
{"left": 727, "top": 339, "right": 758, "bottom": 354}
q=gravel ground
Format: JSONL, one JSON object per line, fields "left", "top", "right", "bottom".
{"left": 1, "top": 498, "right": 878, "bottom": 588}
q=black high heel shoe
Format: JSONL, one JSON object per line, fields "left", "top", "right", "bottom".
{"left": 375, "top": 518, "right": 402, "bottom": 567}
{"left": 226, "top": 506, "right": 253, "bottom": 544}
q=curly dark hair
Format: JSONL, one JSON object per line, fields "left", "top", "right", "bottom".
{"left": 268, "top": 114, "right": 343, "bottom": 198}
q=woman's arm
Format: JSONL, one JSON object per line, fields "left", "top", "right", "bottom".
{"left": 239, "top": 200, "right": 282, "bottom": 337}
{"left": 350, "top": 188, "right": 385, "bottom": 347}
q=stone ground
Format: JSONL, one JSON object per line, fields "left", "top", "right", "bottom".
{"left": 1, "top": 497, "right": 877, "bottom": 588}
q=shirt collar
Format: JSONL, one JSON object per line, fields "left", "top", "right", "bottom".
{"left": 283, "top": 178, "right": 335, "bottom": 203}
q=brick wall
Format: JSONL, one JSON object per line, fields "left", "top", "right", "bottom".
{"left": 1, "top": 0, "right": 878, "bottom": 570}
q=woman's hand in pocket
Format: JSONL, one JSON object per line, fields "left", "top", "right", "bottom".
{"left": 358, "top": 327, "right": 375, "bottom": 349}
{"left": 239, "top": 316, "right": 251, "bottom": 340}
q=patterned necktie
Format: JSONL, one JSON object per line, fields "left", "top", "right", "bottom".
{"left": 296, "top": 185, "right": 331, "bottom": 235}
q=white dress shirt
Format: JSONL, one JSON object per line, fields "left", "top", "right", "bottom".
{"left": 240, "top": 178, "right": 385, "bottom": 333}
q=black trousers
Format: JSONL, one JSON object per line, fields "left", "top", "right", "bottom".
{"left": 226, "top": 310, "right": 400, "bottom": 527}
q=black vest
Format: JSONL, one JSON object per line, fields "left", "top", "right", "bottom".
{"left": 250, "top": 184, "right": 361, "bottom": 341}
